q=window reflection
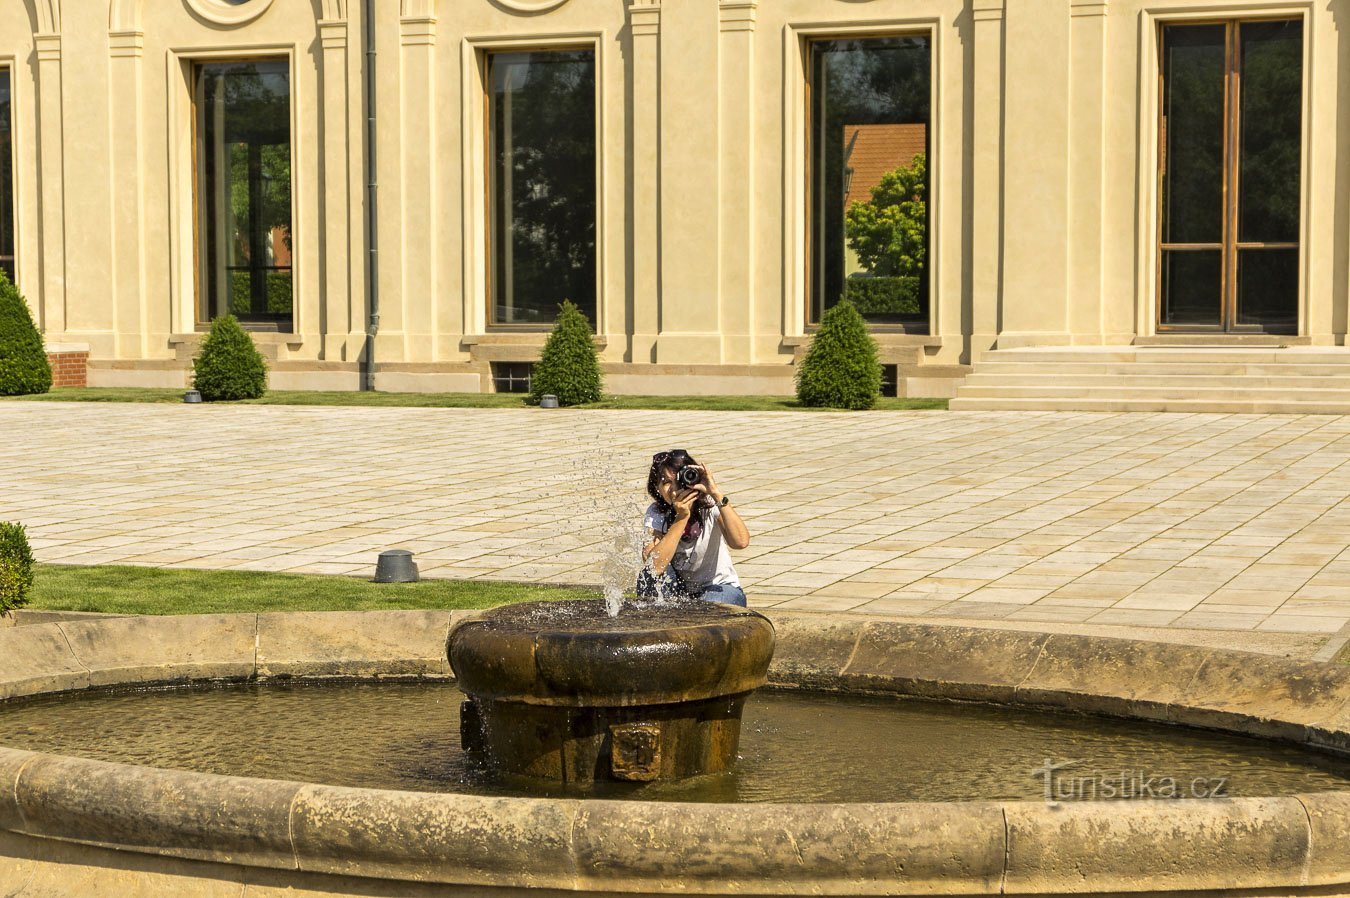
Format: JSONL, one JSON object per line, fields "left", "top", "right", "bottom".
{"left": 489, "top": 50, "right": 596, "bottom": 327}
{"left": 196, "top": 60, "right": 293, "bottom": 329}
{"left": 810, "top": 36, "right": 930, "bottom": 328}
{"left": 0, "top": 70, "right": 13, "bottom": 284}
{"left": 1158, "top": 20, "right": 1302, "bottom": 333}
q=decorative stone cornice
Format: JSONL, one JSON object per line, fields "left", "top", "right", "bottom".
{"left": 627, "top": 0, "right": 660, "bottom": 37}
{"left": 1070, "top": 0, "right": 1108, "bottom": 16}
{"left": 718, "top": 0, "right": 756, "bottom": 33}
{"left": 35, "top": 33, "right": 62, "bottom": 62}
{"left": 971, "top": 0, "right": 1004, "bottom": 23}
{"left": 109, "top": 30, "right": 144, "bottom": 58}
{"left": 400, "top": 15, "right": 437, "bottom": 46}
{"left": 318, "top": 18, "right": 348, "bottom": 50}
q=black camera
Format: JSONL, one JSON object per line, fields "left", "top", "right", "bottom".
{"left": 676, "top": 465, "right": 703, "bottom": 487}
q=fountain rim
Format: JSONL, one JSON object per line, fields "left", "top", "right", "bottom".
{"left": 0, "top": 608, "right": 1346, "bottom": 895}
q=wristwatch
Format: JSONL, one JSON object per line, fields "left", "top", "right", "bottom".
{"left": 719, "top": 495, "right": 731, "bottom": 508}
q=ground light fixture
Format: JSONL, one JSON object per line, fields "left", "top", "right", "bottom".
{"left": 373, "top": 549, "right": 419, "bottom": 583}
{"left": 539, "top": 394, "right": 560, "bottom": 408}
{"left": 183, "top": 391, "right": 203, "bottom": 404}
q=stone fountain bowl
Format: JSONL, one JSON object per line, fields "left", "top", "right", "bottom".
{"left": 448, "top": 599, "right": 776, "bottom": 783}
{"left": 0, "top": 609, "right": 1347, "bottom": 896}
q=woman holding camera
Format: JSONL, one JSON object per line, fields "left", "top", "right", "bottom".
{"left": 638, "top": 449, "right": 751, "bottom": 606}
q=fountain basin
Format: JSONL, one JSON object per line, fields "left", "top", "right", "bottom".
{"left": 0, "top": 609, "right": 1346, "bottom": 896}
{"left": 448, "top": 599, "right": 775, "bottom": 783}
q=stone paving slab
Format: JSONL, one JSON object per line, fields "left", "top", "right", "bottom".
{"left": 5, "top": 403, "right": 1350, "bottom": 646}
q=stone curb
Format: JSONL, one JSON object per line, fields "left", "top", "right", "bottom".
{"left": 0, "top": 609, "right": 1344, "bottom": 895}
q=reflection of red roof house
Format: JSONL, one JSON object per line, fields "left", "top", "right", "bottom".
{"left": 841, "top": 123, "right": 927, "bottom": 210}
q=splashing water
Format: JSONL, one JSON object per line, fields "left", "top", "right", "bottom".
{"left": 564, "top": 422, "right": 647, "bottom": 617}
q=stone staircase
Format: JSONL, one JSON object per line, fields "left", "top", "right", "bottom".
{"left": 949, "top": 346, "right": 1350, "bottom": 413}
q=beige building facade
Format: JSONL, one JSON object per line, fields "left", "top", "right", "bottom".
{"left": 0, "top": 0, "right": 1339, "bottom": 396}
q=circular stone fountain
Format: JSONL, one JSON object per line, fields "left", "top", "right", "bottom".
{"left": 448, "top": 599, "right": 776, "bottom": 784}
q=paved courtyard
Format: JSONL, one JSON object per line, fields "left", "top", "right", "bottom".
{"left": 6, "top": 403, "right": 1350, "bottom": 651}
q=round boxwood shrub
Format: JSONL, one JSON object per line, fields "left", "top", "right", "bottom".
{"left": 0, "top": 272, "right": 52, "bottom": 397}
{"left": 192, "top": 315, "right": 268, "bottom": 401}
{"left": 795, "top": 300, "right": 882, "bottom": 410}
{"left": 528, "top": 300, "right": 602, "bottom": 406}
{"left": 0, "top": 522, "right": 35, "bottom": 615}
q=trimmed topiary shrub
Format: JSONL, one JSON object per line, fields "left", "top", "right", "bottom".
{"left": 528, "top": 299, "right": 602, "bottom": 406}
{"left": 0, "top": 522, "right": 35, "bottom": 615}
{"left": 795, "top": 299, "right": 882, "bottom": 410}
{"left": 0, "top": 272, "right": 52, "bottom": 397}
{"left": 192, "top": 315, "right": 268, "bottom": 401}
{"left": 844, "top": 276, "right": 921, "bottom": 318}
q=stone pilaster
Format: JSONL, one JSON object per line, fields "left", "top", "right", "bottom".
{"left": 320, "top": 17, "right": 355, "bottom": 360}
{"left": 628, "top": 0, "right": 661, "bottom": 363}
{"left": 398, "top": 13, "right": 437, "bottom": 361}
{"left": 35, "top": 33, "right": 66, "bottom": 336}
{"left": 717, "top": 0, "right": 756, "bottom": 362}
{"left": 1068, "top": 0, "right": 1108, "bottom": 341}
{"left": 969, "top": 0, "right": 1003, "bottom": 359}
{"left": 108, "top": 30, "right": 144, "bottom": 357}
{"left": 999, "top": 0, "right": 1071, "bottom": 346}
{"left": 653, "top": 0, "right": 721, "bottom": 363}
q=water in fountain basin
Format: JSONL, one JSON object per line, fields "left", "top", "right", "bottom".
{"left": 2, "top": 682, "right": 1348, "bottom": 802}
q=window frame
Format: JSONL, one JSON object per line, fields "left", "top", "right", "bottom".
{"left": 800, "top": 27, "right": 937, "bottom": 334}
{"left": 1154, "top": 15, "right": 1305, "bottom": 335}
{"left": 480, "top": 42, "right": 601, "bottom": 331}
{"left": 189, "top": 54, "right": 298, "bottom": 333}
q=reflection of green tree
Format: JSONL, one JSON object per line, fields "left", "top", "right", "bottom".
{"left": 229, "top": 143, "right": 291, "bottom": 258}
{"left": 1238, "top": 21, "right": 1301, "bottom": 243}
{"left": 1162, "top": 22, "right": 1302, "bottom": 246}
{"left": 493, "top": 52, "right": 596, "bottom": 325}
{"left": 813, "top": 38, "right": 928, "bottom": 320}
{"left": 1162, "top": 26, "right": 1225, "bottom": 244}
{"left": 844, "top": 153, "right": 926, "bottom": 277}
{"left": 202, "top": 62, "right": 293, "bottom": 318}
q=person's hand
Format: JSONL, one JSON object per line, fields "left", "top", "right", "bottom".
{"left": 672, "top": 488, "right": 700, "bottom": 521}
{"left": 687, "top": 465, "right": 721, "bottom": 500}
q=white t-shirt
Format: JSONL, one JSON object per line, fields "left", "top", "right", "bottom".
{"left": 644, "top": 501, "right": 741, "bottom": 590}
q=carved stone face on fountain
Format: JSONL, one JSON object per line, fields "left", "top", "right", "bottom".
{"left": 448, "top": 599, "right": 776, "bottom": 786}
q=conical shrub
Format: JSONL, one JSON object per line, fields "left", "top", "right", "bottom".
{"left": 0, "top": 272, "right": 51, "bottom": 396}
{"left": 528, "top": 300, "right": 602, "bottom": 406}
{"left": 795, "top": 300, "right": 882, "bottom": 410}
{"left": 192, "top": 315, "right": 268, "bottom": 401}
{"left": 0, "top": 522, "right": 35, "bottom": 615}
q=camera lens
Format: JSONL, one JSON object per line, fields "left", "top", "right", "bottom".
{"left": 677, "top": 466, "right": 702, "bottom": 487}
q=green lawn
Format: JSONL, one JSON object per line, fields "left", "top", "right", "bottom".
{"left": 6, "top": 387, "right": 948, "bottom": 412}
{"left": 26, "top": 564, "right": 590, "bottom": 616}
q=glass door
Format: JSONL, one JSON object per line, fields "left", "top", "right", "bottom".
{"left": 1158, "top": 19, "right": 1302, "bottom": 334}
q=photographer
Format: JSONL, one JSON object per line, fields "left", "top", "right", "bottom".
{"left": 638, "top": 449, "right": 751, "bottom": 606}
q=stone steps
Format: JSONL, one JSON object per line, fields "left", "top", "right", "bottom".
{"left": 949, "top": 347, "right": 1350, "bottom": 413}
{"left": 950, "top": 397, "right": 1350, "bottom": 414}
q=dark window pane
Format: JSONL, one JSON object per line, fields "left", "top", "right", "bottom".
{"left": 0, "top": 69, "right": 13, "bottom": 284}
{"left": 1236, "top": 248, "right": 1298, "bottom": 330}
{"left": 810, "top": 36, "right": 929, "bottom": 327}
{"left": 1238, "top": 20, "right": 1302, "bottom": 244}
{"left": 196, "top": 60, "right": 292, "bottom": 328}
{"left": 490, "top": 50, "right": 596, "bottom": 326}
{"left": 1161, "top": 25, "right": 1226, "bottom": 245}
{"left": 1160, "top": 249, "right": 1222, "bottom": 327}
{"left": 491, "top": 362, "right": 533, "bottom": 393}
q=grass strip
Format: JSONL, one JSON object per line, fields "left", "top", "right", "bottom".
{"left": 26, "top": 564, "right": 590, "bottom": 616}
